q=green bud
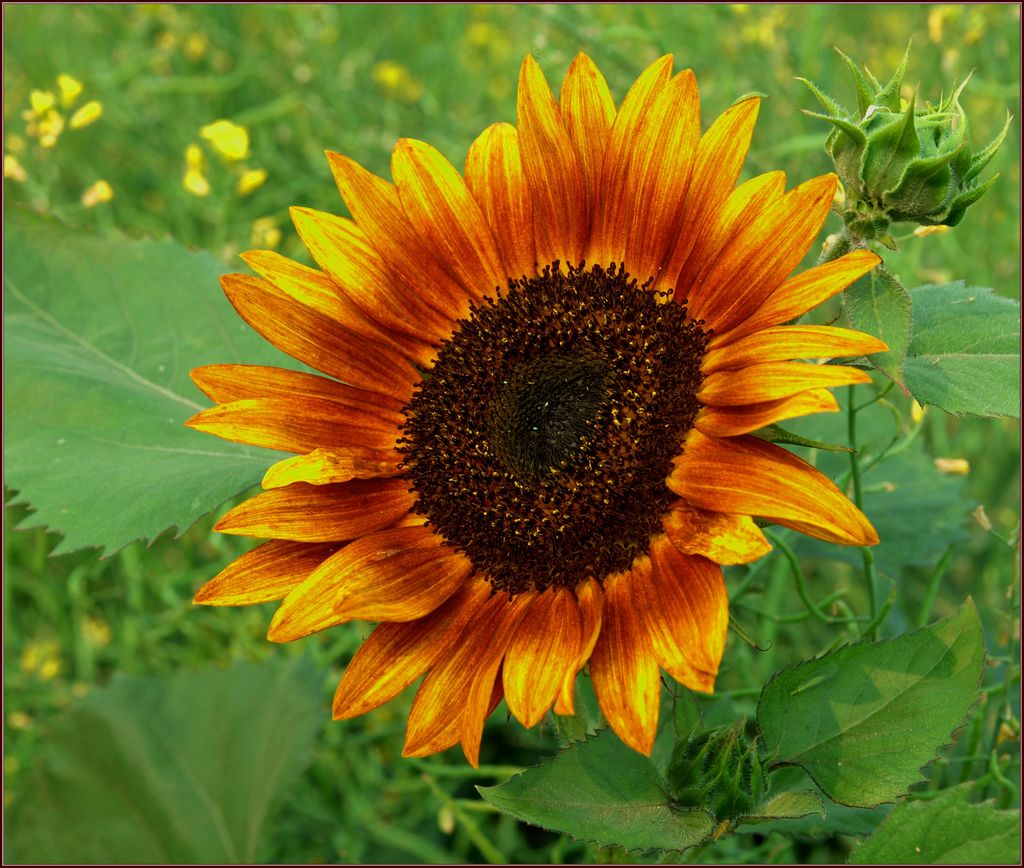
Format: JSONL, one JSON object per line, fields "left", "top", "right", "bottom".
{"left": 666, "top": 720, "right": 768, "bottom": 822}
{"left": 801, "top": 44, "right": 1010, "bottom": 232}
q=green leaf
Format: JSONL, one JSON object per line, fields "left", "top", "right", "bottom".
{"left": 753, "top": 424, "right": 853, "bottom": 453}
{"left": 848, "top": 784, "right": 1021, "bottom": 864}
{"left": 843, "top": 263, "right": 913, "bottom": 386}
{"left": 903, "top": 281, "right": 1020, "bottom": 418}
{"left": 478, "top": 729, "right": 714, "bottom": 853}
{"left": 798, "top": 451, "right": 972, "bottom": 578}
{"left": 738, "top": 789, "right": 825, "bottom": 824}
{"left": 757, "top": 600, "right": 986, "bottom": 808}
{"left": 7, "top": 657, "right": 322, "bottom": 864}
{"left": 3, "top": 209, "right": 293, "bottom": 555}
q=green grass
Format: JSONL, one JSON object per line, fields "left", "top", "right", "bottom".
{"left": 4, "top": 4, "right": 1020, "bottom": 864}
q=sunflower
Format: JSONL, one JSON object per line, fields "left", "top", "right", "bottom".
{"left": 189, "top": 53, "right": 885, "bottom": 765}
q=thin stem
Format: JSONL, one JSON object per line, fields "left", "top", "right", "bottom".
{"left": 918, "top": 547, "right": 953, "bottom": 628}
{"left": 765, "top": 530, "right": 853, "bottom": 625}
{"left": 848, "top": 385, "right": 880, "bottom": 638}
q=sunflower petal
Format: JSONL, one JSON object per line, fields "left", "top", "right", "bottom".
{"left": 669, "top": 431, "right": 878, "bottom": 546}
{"left": 194, "top": 540, "right": 339, "bottom": 606}
{"left": 558, "top": 52, "right": 616, "bottom": 215}
{"left": 554, "top": 578, "right": 604, "bottom": 716}
{"left": 590, "top": 570, "right": 660, "bottom": 755}
{"left": 632, "top": 538, "right": 727, "bottom": 691}
{"left": 698, "top": 361, "right": 871, "bottom": 407}
{"left": 185, "top": 396, "right": 402, "bottom": 454}
{"left": 688, "top": 174, "right": 838, "bottom": 332}
{"left": 517, "top": 55, "right": 588, "bottom": 266}
{"left": 215, "top": 479, "right": 414, "bottom": 542}
{"left": 392, "top": 138, "right": 507, "bottom": 296}
{"left": 262, "top": 447, "right": 402, "bottom": 489}
{"left": 695, "top": 389, "right": 840, "bottom": 437}
{"left": 504, "top": 588, "right": 583, "bottom": 728}
{"left": 714, "top": 250, "right": 882, "bottom": 345}
{"left": 190, "top": 363, "right": 402, "bottom": 408}
{"left": 333, "top": 580, "right": 491, "bottom": 719}
{"left": 663, "top": 502, "right": 771, "bottom": 566}
{"left": 464, "top": 122, "right": 536, "bottom": 279}
{"left": 219, "top": 273, "right": 418, "bottom": 399}
{"left": 703, "top": 325, "right": 888, "bottom": 372}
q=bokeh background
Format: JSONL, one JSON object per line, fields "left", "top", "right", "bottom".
{"left": 4, "top": 4, "right": 1020, "bottom": 864}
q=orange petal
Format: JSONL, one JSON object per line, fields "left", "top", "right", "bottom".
{"left": 316, "top": 525, "right": 472, "bottom": 623}
{"left": 632, "top": 538, "right": 727, "bottom": 692}
{"left": 698, "top": 361, "right": 871, "bottom": 407}
{"left": 262, "top": 447, "right": 402, "bottom": 489}
{"left": 194, "top": 539, "right": 339, "bottom": 606}
{"left": 558, "top": 52, "right": 616, "bottom": 216}
{"left": 326, "top": 151, "right": 471, "bottom": 319}
{"left": 714, "top": 250, "right": 882, "bottom": 345}
{"left": 554, "top": 578, "right": 604, "bottom": 716}
{"left": 589, "top": 54, "right": 674, "bottom": 268}
{"left": 704, "top": 325, "right": 888, "bottom": 372}
{"left": 392, "top": 138, "right": 507, "bottom": 297}
{"left": 590, "top": 570, "right": 660, "bottom": 755}
{"left": 219, "top": 273, "right": 418, "bottom": 400}
{"left": 516, "top": 55, "right": 588, "bottom": 267}
{"left": 333, "top": 580, "right": 491, "bottom": 719}
{"left": 214, "top": 478, "right": 414, "bottom": 542}
{"left": 186, "top": 395, "right": 402, "bottom": 454}
{"left": 503, "top": 588, "right": 583, "bottom": 728}
{"left": 662, "top": 502, "right": 771, "bottom": 566}
{"left": 286, "top": 208, "right": 449, "bottom": 356}
{"left": 239, "top": 248, "right": 426, "bottom": 363}
{"left": 695, "top": 389, "right": 840, "bottom": 437}
{"left": 669, "top": 430, "right": 878, "bottom": 546}
{"left": 659, "top": 97, "right": 760, "bottom": 291}
{"left": 464, "top": 122, "right": 536, "bottom": 279}
{"left": 190, "top": 363, "right": 403, "bottom": 408}
{"left": 688, "top": 174, "right": 838, "bottom": 332}
{"left": 674, "top": 170, "right": 786, "bottom": 302}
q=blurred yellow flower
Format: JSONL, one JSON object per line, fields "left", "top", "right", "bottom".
{"left": 184, "top": 32, "right": 210, "bottom": 61}
{"left": 57, "top": 73, "right": 84, "bottom": 107}
{"left": 70, "top": 100, "right": 103, "bottom": 130}
{"left": 185, "top": 143, "right": 204, "bottom": 170}
{"left": 372, "top": 60, "right": 424, "bottom": 103}
{"left": 184, "top": 169, "right": 210, "bottom": 196}
{"left": 155, "top": 30, "right": 179, "bottom": 52}
{"left": 82, "top": 180, "right": 114, "bottom": 208}
{"left": 37, "top": 110, "right": 65, "bottom": 148}
{"left": 20, "top": 639, "right": 61, "bottom": 679}
{"left": 910, "top": 399, "right": 926, "bottom": 424}
{"left": 6, "top": 134, "right": 26, "bottom": 153}
{"left": 4, "top": 154, "right": 27, "bottom": 182}
{"left": 82, "top": 615, "right": 113, "bottom": 647}
{"left": 201, "top": 119, "right": 250, "bottom": 160}
{"left": 913, "top": 224, "right": 952, "bottom": 238}
{"left": 29, "top": 89, "right": 56, "bottom": 114}
{"left": 250, "top": 216, "right": 282, "bottom": 248}
{"left": 237, "top": 167, "right": 268, "bottom": 196}
{"left": 934, "top": 457, "right": 970, "bottom": 475}
{"left": 7, "top": 712, "right": 33, "bottom": 731}
{"left": 465, "top": 21, "right": 498, "bottom": 47}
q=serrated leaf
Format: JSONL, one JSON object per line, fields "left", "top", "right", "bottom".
{"left": 739, "top": 789, "right": 825, "bottom": 824}
{"left": 843, "top": 263, "right": 913, "bottom": 386}
{"left": 798, "top": 451, "right": 972, "bottom": 578}
{"left": 848, "top": 784, "right": 1021, "bottom": 864}
{"left": 3, "top": 209, "right": 294, "bottom": 555}
{"left": 903, "top": 281, "right": 1020, "bottom": 418}
{"left": 757, "top": 600, "right": 986, "bottom": 808}
{"left": 478, "top": 729, "right": 713, "bottom": 852}
{"left": 7, "top": 657, "right": 322, "bottom": 864}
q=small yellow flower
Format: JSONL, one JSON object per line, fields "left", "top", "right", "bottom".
{"left": 70, "top": 100, "right": 103, "bottom": 130}
{"left": 155, "top": 30, "right": 179, "bottom": 52}
{"left": 184, "top": 32, "right": 210, "bottom": 61}
{"left": 7, "top": 711, "right": 33, "bottom": 731}
{"left": 465, "top": 21, "right": 498, "bottom": 48}
{"left": 200, "top": 119, "right": 250, "bottom": 161}
{"left": 37, "top": 110, "right": 65, "bottom": 148}
{"left": 237, "top": 167, "right": 268, "bottom": 196}
{"left": 913, "top": 224, "right": 952, "bottom": 238}
{"left": 82, "top": 180, "right": 114, "bottom": 208}
{"left": 82, "top": 615, "right": 113, "bottom": 647}
{"left": 4, "top": 154, "right": 27, "bottom": 183}
{"left": 185, "top": 143, "right": 204, "bottom": 170}
{"left": 184, "top": 169, "right": 211, "bottom": 196}
{"left": 934, "top": 457, "right": 970, "bottom": 475}
{"left": 250, "top": 216, "right": 282, "bottom": 248}
{"left": 910, "top": 399, "right": 926, "bottom": 423}
{"left": 39, "top": 659, "right": 61, "bottom": 680}
{"left": 57, "top": 73, "right": 84, "bottom": 107}
{"left": 29, "top": 89, "right": 56, "bottom": 115}
{"left": 372, "top": 60, "right": 424, "bottom": 103}
{"left": 6, "top": 134, "right": 26, "bottom": 153}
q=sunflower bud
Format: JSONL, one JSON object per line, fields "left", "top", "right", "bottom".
{"left": 666, "top": 720, "right": 768, "bottom": 821}
{"left": 801, "top": 46, "right": 1010, "bottom": 235}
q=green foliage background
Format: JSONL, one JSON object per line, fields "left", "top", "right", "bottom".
{"left": 4, "top": 4, "right": 1020, "bottom": 864}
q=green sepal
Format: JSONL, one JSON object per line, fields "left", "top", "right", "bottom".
{"left": 965, "top": 110, "right": 1012, "bottom": 183}
{"left": 753, "top": 423, "right": 855, "bottom": 453}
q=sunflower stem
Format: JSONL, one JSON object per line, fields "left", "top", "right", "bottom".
{"left": 764, "top": 530, "right": 853, "bottom": 626}
{"left": 847, "top": 385, "right": 880, "bottom": 639}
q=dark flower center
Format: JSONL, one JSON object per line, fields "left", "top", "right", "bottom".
{"left": 399, "top": 262, "right": 709, "bottom": 594}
